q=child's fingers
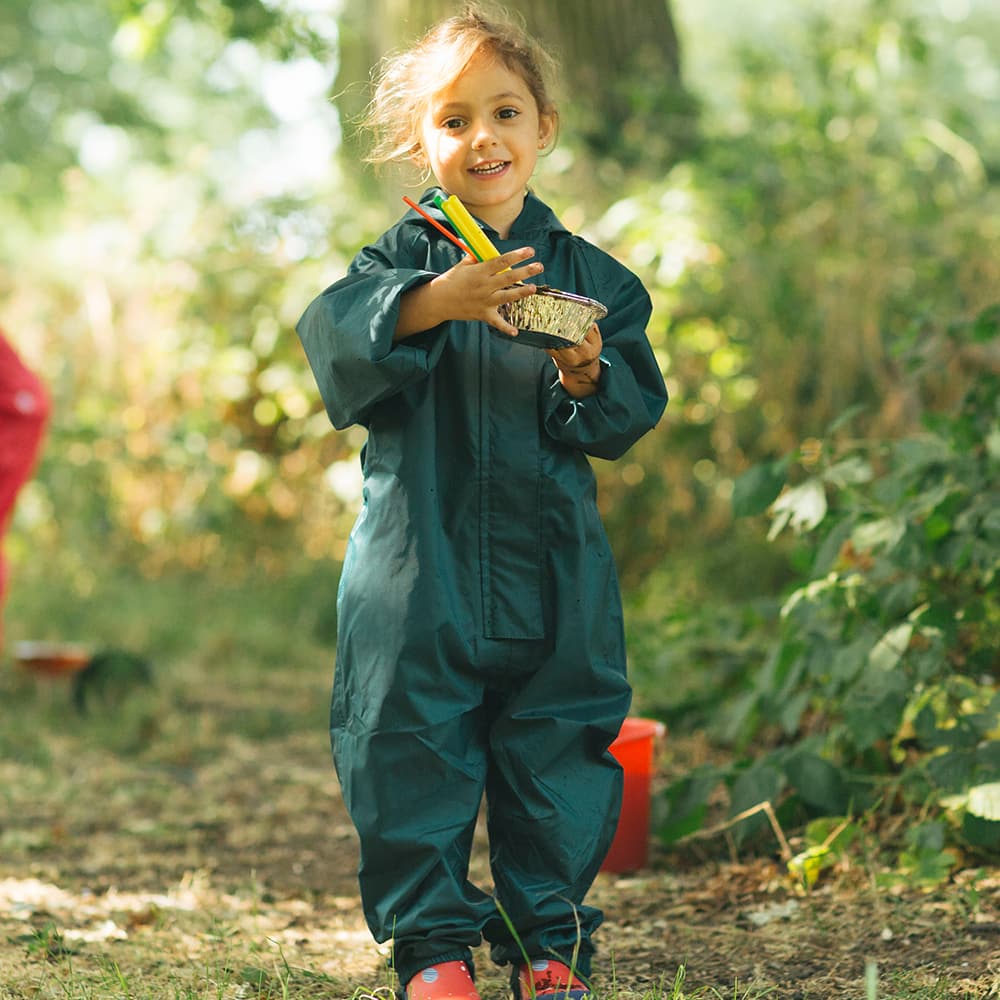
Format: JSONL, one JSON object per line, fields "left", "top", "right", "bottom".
{"left": 486, "top": 307, "right": 521, "bottom": 337}
{"left": 572, "top": 323, "right": 602, "bottom": 358}
{"left": 442, "top": 250, "right": 541, "bottom": 333}
{"left": 450, "top": 250, "right": 542, "bottom": 286}
{"left": 547, "top": 324, "right": 603, "bottom": 368}
{"left": 498, "top": 282, "right": 538, "bottom": 304}
{"left": 489, "top": 281, "right": 538, "bottom": 337}
{"left": 490, "top": 318, "right": 519, "bottom": 338}
{"left": 495, "top": 246, "right": 537, "bottom": 270}
{"left": 491, "top": 247, "right": 543, "bottom": 280}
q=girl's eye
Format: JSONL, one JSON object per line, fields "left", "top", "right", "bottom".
{"left": 497, "top": 107, "right": 520, "bottom": 120}
{"left": 443, "top": 117, "right": 465, "bottom": 130}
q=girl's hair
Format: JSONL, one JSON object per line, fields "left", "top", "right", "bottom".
{"left": 361, "top": 2, "right": 559, "bottom": 168}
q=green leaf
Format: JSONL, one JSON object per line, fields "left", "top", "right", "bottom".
{"left": 967, "top": 782, "right": 1000, "bottom": 821}
{"left": 804, "top": 817, "right": 859, "bottom": 853}
{"left": 767, "top": 479, "right": 828, "bottom": 539}
{"left": 868, "top": 622, "right": 913, "bottom": 671}
{"left": 962, "top": 812, "right": 1000, "bottom": 849}
{"left": 827, "top": 403, "right": 869, "bottom": 433}
{"left": 908, "top": 820, "right": 946, "bottom": 853}
{"left": 971, "top": 303, "right": 1000, "bottom": 343}
{"left": 778, "top": 690, "right": 810, "bottom": 736}
{"left": 976, "top": 740, "right": 1000, "bottom": 774}
{"left": 787, "top": 844, "right": 833, "bottom": 888}
{"left": 813, "top": 517, "right": 854, "bottom": 575}
{"left": 829, "top": 635, "right": 872, "bottom": 683}
{"left": 732, "top": 460, "right": 788, "bottom": 518}
{"left": 923, "top": 513, "right": 952, "bottom": 541}
{"left": 728, "top": 763, "right": 784, "bottom": 845}
{"left": 824, "top": 456, "right": 874, "bottom": 488}
{"left": 986, "top": 428, "right": 1000, "bottom": 461}
{"left": 852, "top": 516, "right": 906, "bottom": 552}
{"left": 892, "top": 436, "right": 952, "bottom": 476}
{"left": 784, "top": 752, "right": 849, "bottom": 814}
{"left": 926, "top": 749, "right": 977, "bottom": 791}
{"left": 897, "top": 845, "right": 960, "bottom": 887}
{"left": 942, "top": 782, "right": 1000, "bottom": 848}
{"left": 656, "top": 767, "right": 720, "bottom": 845}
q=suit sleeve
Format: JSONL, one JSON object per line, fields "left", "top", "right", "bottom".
{"left": 295, "top": 234, "right": 449, "bottom": 430}
{"left": 540, "top": 248, "right": 668, "bottom": 461}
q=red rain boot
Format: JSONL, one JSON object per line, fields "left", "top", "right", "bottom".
{"left": 513, "top": 959, "right": 592, "bottom": 1000}
{"left": 405, "top": 960, "right": 480, "bottom": 1000}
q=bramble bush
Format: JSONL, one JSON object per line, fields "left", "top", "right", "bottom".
{"left": 654, "top": 303, "right": 1000, "bottom": 877}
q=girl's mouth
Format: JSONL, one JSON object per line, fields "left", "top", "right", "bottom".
{"left": 469, "top": 161, "right": 509, "bottom": 176}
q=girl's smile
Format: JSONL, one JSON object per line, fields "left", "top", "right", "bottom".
{"left": 469, "top": 160, "right": 509, "bottom": 176}
{"left": 419, "top": 53, "right": 554, "bottom": 239}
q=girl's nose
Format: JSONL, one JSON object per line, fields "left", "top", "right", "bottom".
{"left": 471, "top": 120, "right": 498, "bottom": 149}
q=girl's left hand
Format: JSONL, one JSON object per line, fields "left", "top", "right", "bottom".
{"left": 547, "top": 323, "right": 604, "bottom": 399}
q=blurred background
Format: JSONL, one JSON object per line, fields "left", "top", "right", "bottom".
{"left": 2, "top": 0, "right": 998, "bottom": 853}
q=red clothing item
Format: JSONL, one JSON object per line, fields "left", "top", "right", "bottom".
{"left": 0, "top": 333, "right": 49, "bottom": 607}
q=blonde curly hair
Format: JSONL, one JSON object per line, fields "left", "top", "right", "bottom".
{"left": 360, "top": 3, "right": 559, "bottom": 169}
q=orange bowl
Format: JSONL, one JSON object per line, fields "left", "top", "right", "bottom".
{"left": 13, "top": 641, "right": 91, "bottom": 677}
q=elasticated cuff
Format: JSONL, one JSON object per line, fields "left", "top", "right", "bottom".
{"left": 392, "top": 947, "right": 476, "bottom": 997}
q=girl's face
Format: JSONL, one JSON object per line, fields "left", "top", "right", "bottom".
{"left": 418, "top": 52, "right": 555, "bottom": 239}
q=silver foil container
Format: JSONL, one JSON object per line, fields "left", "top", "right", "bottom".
{"left": 497, "top": 285, "right": 608, "bottom": 349}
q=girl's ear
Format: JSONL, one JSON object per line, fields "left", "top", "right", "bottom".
{"left": 537, "top": 110, "right": 557, "bottom": 150}
{"left": 410, "top": 145, "right": 433, "bottom": 184}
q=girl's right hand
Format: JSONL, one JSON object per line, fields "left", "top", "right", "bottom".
{"left": 394, "top": 248, "right": 543, "bottom": 340}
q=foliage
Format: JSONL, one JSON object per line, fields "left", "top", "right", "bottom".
{"left": 2, "top": 0, "right": 371, "bottom": 582}
{"left": 654, "top": 303, "right": 1000, "bottom": 873}
{"left": 4, "top": 0, "right": 998, "bottom": 593}
{"left": 3, "top": 0, "right": 1000, "bottom": 890}
{"left": 588, "top": 0, "right": 1000, "bottom": 573}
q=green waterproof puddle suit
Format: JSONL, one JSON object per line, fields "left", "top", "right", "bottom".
{"left": 296, "top": 190, "right": 668, "bottom": 986}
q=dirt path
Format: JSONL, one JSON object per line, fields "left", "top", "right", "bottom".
{"left": 0, "top": 700, "right": 997, "bottom": 998}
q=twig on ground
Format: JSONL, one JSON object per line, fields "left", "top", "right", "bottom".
{"left": 680, "top": 801, "right": 793, "bottom": 862}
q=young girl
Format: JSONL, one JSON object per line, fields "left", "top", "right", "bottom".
{"left": 296, "top": 7, "right": 667, "bottom": 999}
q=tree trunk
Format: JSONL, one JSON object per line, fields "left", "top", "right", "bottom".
{"left": 517, "top": 0, "right": 682, "bottom": 95}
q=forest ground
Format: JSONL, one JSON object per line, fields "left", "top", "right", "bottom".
{"left": 0, "top": 653, "right": 997, "bottom": 1000}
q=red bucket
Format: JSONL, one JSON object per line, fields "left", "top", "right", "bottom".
{"left": 601, "top": 717, "right": 665, "bottom": 873}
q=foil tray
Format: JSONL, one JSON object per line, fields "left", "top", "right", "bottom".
{"left": 497, "top": 285, "right": 608, "bottom": 349}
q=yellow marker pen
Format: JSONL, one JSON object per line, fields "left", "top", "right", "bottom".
{"left": 433, "top": 194, "right": 513, "bottom": 274}
{"left": 440, "top": 196, "right": 501, "bottom": 262}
